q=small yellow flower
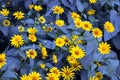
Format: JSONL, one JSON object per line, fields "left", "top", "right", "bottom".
{"left": 66, "top": 55, "right": 77, "bottom": 64}
{"left": 89, "top": 0, "right": 97, "bottom": 4}
{"left": 34, "top": 5, "right": 42, "bottom": 11}
{"left": 28, "top": 71, "right": 42, "bottom": 80}
{"left": 38, "top": 16, "right": 46, "bottom": 24}
{"left": 61, "top": 66, "right": 75, "bottom": 80}
{"left": 71, "top": 12, "right": 81, "bottom": 20}
{"left": 92, "top": 28, "right": 103, "bottom": 38}
{"left": 55, "top": 38, "right": 65, "bottom": 47}
{"left": 27, "top": 27, "right": 38, "bottom": 35}
{"left": 74, "top": 19, "right": 83, "bottom": 28}
{"left": 20, "top": 74, "right": 28, "bottom": 80}
{"left": 49, "top": 67, "right": 60, "bottom": 77}
{"left": 0, "top": 9, "right": 9, "bottom": 16}
{"left": 95, "top": 62, "right": 102, "bottom": 67}
{"left": 41, "top": 47, "right": 48, "bottom": 59}
{"left": 53, "top": 54, "right": 58, "bottom": 63}
{"left": 13, "top": 11, "right": 24, "bottom": 20}
{"left": 69, "top": 45, "right": 85, "bottom": 59}
{"left": 52, "top": 6, "right": 64, "bottom": 14}
{"left": 47, "top": 27, "right": 53, "bottom": 32}
{"left": 104, "top": 21, "right": 115, "bottom": 33}
{"left": 98, "top": 42, "right": 111, "bottom": 55}
{"left": 82, "top": 21, "right": 93, "bottom": 31}
{"left": 89, "top": 76, "right": 96, "bottom": 80}
{"left": 29, "top": 4, "right": 34, "bottom": 9}
{"left": 55, "top": 19, "right": 65, "bottom": 27}
{"left": 96, "top": 72, "right": 103, "bottom": 80}
{"left": 18, "top": 25, "right": 24, "bottom": 32}
{"left": 61, "top": 36, "right": 71, "bottom": 45}
{"left": 40, "top": 63, "right": 45, "bottom": 69}
{"left": 28, "top": 34, "right": 37, "bottom": 42}
{"left": 0, "top": 53, "right": 6, "bottom": 68}
{"left": 72, "top": 35, "right": 79, "bottom": 41}
{"left": 71, "top": 61, "right": 82, "bottom": 71}
{"left": 10, "top": 34, "right": 24, "bottom": 48}
{"left": 3, "top": 19, "right": 10, "bottom": 26}
{"left": 26, "top": 49, "right": 37, "bottom": 59}
{"left": 87, "top": 9, "right": 96, "bottom": 15}
{"left": 46, "top": 73, "right": 59, "bottom": 80}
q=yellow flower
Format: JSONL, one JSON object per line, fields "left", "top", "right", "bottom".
{"left": 3, "top": 19, "right": 10, "bottom": 26}
{"left": 66, "top": 55, "right": 77, "bottom": 64}
{"left": 89, "top": 76, "right": 96, "bottom": 80}
{"left": 61, "top": 36, "right": 70, "bottom": 45}
{"left": 95, "top": 62, "right": 102, "bottom": 67}
{"left": 38, "top": 16, "right": 46, "bottom": 24}
{"left": 49, "top": 67, "right": 61, "bottom": 77}
{"left": 13, "top": 11, "right": 24, "bottom": 20}
{"left": 0, "top": 9, "right": 9, "bottom": 16}
{"left": 40, "top": 63, "right": 45, "bottom": 69}
{"left": 6, "top": 2, "right": 11, "bottom": 5}
{"left": 0, "top": 53, "right": 6, "bottom": 68}
{"left": 71, "top": 12, "right": 81, "bottom": 20}
{"left": 52, "top": 54, "right": 58, "bottom": 63}
{"left": 34, "top": 5, "right": 42, "bottom": 11}
{"left": 69, "top": 45, "right": 85, "bottom": 59}
{"left": 52, "top": 6, "right": 64, "bottom": 14}
{"left": 20, "top": 74, "right": 28, "bottom": 80}
{"left": 104, "top": 21, "right": 115, "bottom": 33}
{"left": 72, "top": 35, "right": 79, "bottom": 41}
{"left": 27, "top": 27, "right": 38, "bottom": 35}
{"left": 71, "top": 61, "right": 82, "bottom": 71}
{"left": 46, "top": 73, "right": 59, "bottom": 80}
{"left": 41, "top": 47, "right": 48, "bottom": 59}
{"left": 28, "top": 34, "right": 37, "bottom": 42}
{"left": 61, "top": 66, "right": 75, "bottom": 80}
{"left": 10, "top": 34, "right": 24, "bottom": 48}
{"left": 74, "top": 19, "right": 83, "bottom": 28}
{"left": 98, "top": 42, "right": 111, "bottom": 55}
{"left": 26, "top": 49, "right": 37, "bottom": 59}
{"left": 87, "top": 9, "right": 96, "bottom": 15}
{"left": 47, "top": 27, "right": 53, "bottom": 32}
{"left": 18, "top": 25, "right": 24, "bottom": 32}
{"left": 29, "top": 4, "right": 34, "bottom": 9}
{"left": 55, "top": 38, "right": 65, "bottom": 47}
{"left": 92, "top": 28, "right": 103, "bottom": 38}
{"left": 89, "top": 0, "right": 97, "bottom": 4}
{"left": 55, "top": 19, "right": 65, "bottom": 27}
{"left": 82, "top": 21, "right": 93, "bottom": 31}
{"left": 28, "top": 71, "right": 42, "bottom": 80}
{"left": 96, "top": 72, "right": 103, "bottom": 80}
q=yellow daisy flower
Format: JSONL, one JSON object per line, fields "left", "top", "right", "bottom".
{"left": 71, "top": 61, "right": 82, "bottom": 71}
{"left": 3, "top": 19, "right": 10, "bottom": 26}
{"left": 26, "top": 49, "right": 37, "bottom": 59}
{"left": 40, "top": 63, "right": 45, "bottom": 69}
{"left": 87, "top": 9, "right": 96, "bottom": 15}
{"left": 66, "top": 55, "right": 77, "bottom": 64}
{"left": 13, "top": 11, "right": 24, "bottom": 20}
{"left": 41, "top": 47, "right": 48, "bottom": 59}
{"left": 28, "top": 34, "right": 37, "bottom": 42}
{"left": 10, "top": 34, "right": 24, "bottom": 48}
{"left": 55, "top": 19, "right": 65, "bottom": 27}
{"left": 69, "top": 45, "right": 85, "bottom": 59}
{"left": 18, "top": 25, "right": 24, "bottom": 32}
{"left": 38, "top": 16, "right": 46, "bottom": 24}
{"left": 52, "top": 54, "right": 58, "bottom": 63}
{"left": 0, "top": 9, "right": 9, "bottom": 16}
{"left": 49, "top": 67, "right": 61, "bottom": 77}
{"left": 55, "top": 37, "right": 65, "bottom": 47}
{"left": 28, "top": 71, "right": 42, "bottom": 80}
{"left": 98, "top": 42, "right": 111, "bottom": 55}
{"left": 29, "top": 4, "right": 34, "bottom": 10}
{"left": 0, "top": 53, "right": 6, "bottom": 68}
{"left": 89, "top": 0, "right": 97, "bottom": 4}
{"left": 61, "top": 66, "right": 75, "bottom": 80}
{"left": 34, "top": 5, "right": 42, "bottom": 11}
{"left": 46, "top": 73, "right": 59, "bottom": 80}
{"left": 20, "top": 74, "right": 28, "bottom": 80}
{"left": 74, "top": 19, "right": 83, "bottom": 28}
{"left": 96, "top": 72, "right": 103, "bottom": 80}
{"left": 61, "top": 36, "right": 71, "bottom": 45}
{"left": 27, "top": 27, "right": 38, "bottom": 35}
{"left": 82, "top": 21, "right": 93, "bottom": 31}
{"left": 104, "top": 21, "right": 115, "bottom": 33}
{"left": 52, "top": 6, "right": 64, "bottom": 14}
{"left": 92, "top": 28, "right": 103, "bottom": 38}
{"left": 71, "top": 12, "right": 81, "bottom": 20}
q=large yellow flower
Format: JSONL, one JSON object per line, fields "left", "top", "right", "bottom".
{"left": 3, "top": 19, "right": 10, "bottom": 26}
{"left": 13, "top": 11, "right": 24, "bottom": 20}
{"left": 55, "top": 38, "right": 65, "bottom": 47}
{"left": 34, "top": 5, "right": 42, "bottom": 11}
{"left": 38, "top": 16, "right": 46, "bottom": 24}
{"left": 92, "top": 28, "right": 103, "bottom": 38}
{"left": 28, "top": 71, "right": 42, "bottom": 80}
{"left": 46, "top": 73, "right": 59, "bottom": 80}
{"left": 55, "top": 19, "right": 65, "bottom": 27}
{"left": 20, "top": 74, "right": 28, "bottom": 80}
{"left": 69, "top": 45, "right": 85, "bottom": 59}
{"left": 89, "top": 0, "right": 97, "bottom": 3}
{"left": 87, "top": 9, "right": 96, "bottom": 15}
{"left": 0, "top": 9, "right": 9, "bottom": 16}
{"left": 71, "top": 12, "right": 81, "bottom": 20}
{"left": 104, "top": 21, "right": 115, "bottom": 33}
{"left": 28, "top": 34, "right": 37, "bottom": 42}
{"left": 98, "top": 42, "right": 111, "bottom": 55}
{"left": 61, "top": 66, "right": 75, "bottom": 80}
{"left": 26, "top": 49, "right": 37, "bottom": 59}
{"left": 52, "top": 6, "right": 64, "bottom": 14}
{"left": 71, "top": 61, "right": 82, "bottom": 71}
{"left": 74, "top": 19, "right": 83, "bottom": 28}
{"left": 41, "top": 47, "right": 48, "bottom": 59}
{"left": 49, "top": 67, "right": 61, "bottom": 77}
{"left": 82, "top": 21, "right": 93, "bottom": 31}
{"left": 0, "top": 53, "right": 6, "bottom": 68}
{"left": 27, "top": 27, "right": 38, "bottom": 35}
{"left": 10, "top": 34, "right": 24, "bottom": 48}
